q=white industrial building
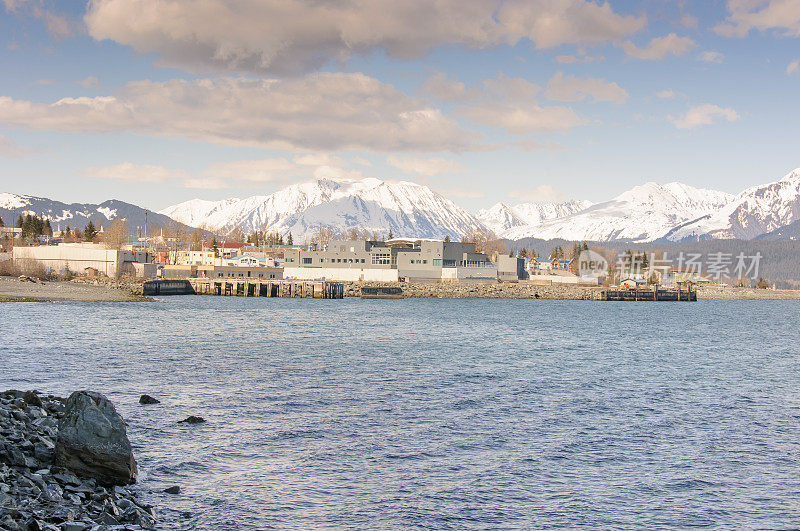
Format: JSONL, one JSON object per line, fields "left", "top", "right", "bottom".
{"left": 13, "top": 243, "right": 150, "bottom": 277}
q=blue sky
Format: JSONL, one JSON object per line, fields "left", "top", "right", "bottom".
{"left": 1, "top": 0, "right": 799, "bottom": 212}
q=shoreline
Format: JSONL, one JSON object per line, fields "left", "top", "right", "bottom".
{"left": 0, "top": 277, "right": 152, "bottom": 303}
{"left": 4, "top": 275, "right": 800, "bottom": 301}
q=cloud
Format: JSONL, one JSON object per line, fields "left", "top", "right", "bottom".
{"left": 204, "top": 158, "right": 297, "bottom": 182}
{"left": 788, "top": 60, "right": 799, "bottom": 75}
{"left": 697, "top": 51, "right": 725, "bottom": 63}
{"left": 3, "top": 0, "right": 74, "bottom": 39}
{"left": 680, "top": 14, "right": 699, "bottom": 29}
{"left": 84, "top": 0, "right": 645, "bottom": 75}
{"left": 655, "top": 89, "right": 678, "bottom": 99}
{"left": 544, "top": 72, "right": 627, "bottom": 103}
{"left": 352, "top": 156, "right": 372, "bottom": 167}
{"left": 0, "top": 73, "right": 477, "bottom": 152}
{"left": 554, "top": 47, "right": 602, "bottom": 64}
{"left": 714, "top": 0, "right": 800, "bottom": 38}
{"left": 669, "top": 104, "right": 740, "bottom": 129}
{"left": 621, "top": 33, "right": 696, "bottom": 60}
{"left": 293, "top": 153, "right": 346, "bottom": 167}
{"left": 181, "top": 177, "right": 229, "bottom": 190}
{"left": 424, "top": 73, "right": 583, "bottom": 135}
{"left": 31, "top": 79, "right": 56, "bottom": 86}
{"left": 420, "top": 72, "right": 474, "bottom": 102}
{"left": 78, "top": 76, "right": 99, "bottom": 89}
{"left": 387, "top": 155, "right": 462, "bottom": 176}
{"left": 0, "top": 134, "right": 26, "bottom": 158}
{"left": 83, "top": 162, "right": 189, "bottom": 183}
{"left": 312, "top": 165, "right": 365, "bottom": 181}
{"left": 508, "top": 184, "right": 564, "bottom": 203}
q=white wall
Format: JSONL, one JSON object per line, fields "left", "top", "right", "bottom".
{"left": 284, "top": 267, "right": 399, "bottom": 282}
{"left": 13, "top": 244, "right": 149, "bottom": 277}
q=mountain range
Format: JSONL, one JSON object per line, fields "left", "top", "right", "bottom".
{"left": 0, "top": 193, "right": 191, "bottom": 235}
{"left": 4, "top": 167, "right": 800, "bottom": 244}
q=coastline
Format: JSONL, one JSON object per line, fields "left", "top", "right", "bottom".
{"left": 0, "top": 277, "right": 152, "bottom": 303}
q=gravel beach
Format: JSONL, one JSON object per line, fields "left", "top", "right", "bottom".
{"left": 0, "top": 277, "right": 149, "bottom": 303}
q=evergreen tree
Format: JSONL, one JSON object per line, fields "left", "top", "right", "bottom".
{"left": 84, "top": 221, "right": 98, "bottom": 242}
{"left": 64, "top": 225, "right": 71, "bottom": 238}
{"left": 444, "top": 235, "right": 451, "bottom": 242}
{"left": 286, "top": 233, "right": 293, "bottom": 245}
{"left": 388, "top": 229, "right": 394, "bottom": 240}
{"left": 211, "top": 237, "right": 219, "bottom": 257}
{"left": 44, "top": 219, "right": 52, "bottom": 237}
{"left": 0, "top": 216, "right": 4, "bottom": 228}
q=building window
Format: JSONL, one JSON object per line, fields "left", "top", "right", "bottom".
{"left": 302, "top": 257, "right": 312, "bottom": 264}
{"left": 433, "top": 259, "right": 441, "bottom": 266}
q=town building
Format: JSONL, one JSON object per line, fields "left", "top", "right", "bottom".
{"left": 12, "top": 243, "right": 151, "bottom": 277}
{"left": 283, "top": 239, "right": 498, "bottom": 281}
{"left": 160, "top": 264, "right": 283, "bottom": 280}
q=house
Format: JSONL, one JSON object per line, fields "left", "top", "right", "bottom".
{"left": 620, "top": 278, "right": 648, "bottom": 289}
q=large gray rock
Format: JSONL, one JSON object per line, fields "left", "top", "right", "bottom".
{"left": 55, "top": 391, "right": 137, "bottom": 486}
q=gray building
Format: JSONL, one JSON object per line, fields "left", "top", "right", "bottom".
{"left": 284, "top": 238, "right": 497, "bottom": 281}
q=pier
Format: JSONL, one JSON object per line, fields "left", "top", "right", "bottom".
{"left": 187, "top": 278, "right": 344, "bottom": 299}
{"left": 602, "top": 286, "right": 696, "bottom": 301}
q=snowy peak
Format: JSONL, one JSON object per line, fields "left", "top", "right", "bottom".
{"left": 477, "top": 199, "right": 592, "bottom": 236}
{"left": 160, "top": 177, "right": 485, "bottom": 240}
{"left": 504, "top": 182, "right": 734, "bottom": 242}
{"left": 666, "top": 168, "right": 800, "bottom": 241}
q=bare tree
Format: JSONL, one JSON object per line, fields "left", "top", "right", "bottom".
{"left": 311, "top": 226, "right": 334, "bottom": 250}
{"left": 103, "top": 217, "right": 129, "bottom": 250}
{"left": 463, "top": 228, "right": 506, "bottom": 262}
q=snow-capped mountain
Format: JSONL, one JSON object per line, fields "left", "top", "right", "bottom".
{"left": 477, "top": 200, "right": 593, "bottom": 236}
{"left": 502, "top": 182, "right": 734, "bottom": 242}
{"left": 160, "top": 177, "right": 486, "bottom": 240}
{"left": 665, "top": 168, "right": 800, "bottom": 241}
{"left": 0, "top": 193, "right": 188, "bottom": 233}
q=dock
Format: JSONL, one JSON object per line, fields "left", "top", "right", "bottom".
{"left": 602, "top": 286, "right": 696, "bottom": 301}
{"left": 187, "top": 278, "right": 344, "bottom": 299}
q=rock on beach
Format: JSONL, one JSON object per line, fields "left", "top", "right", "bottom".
{"left": 0, "top": 389, "right": 156, "bottom": 529}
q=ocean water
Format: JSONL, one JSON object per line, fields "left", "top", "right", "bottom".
{"left": 2, "top": 296, "right": 800, "bottom": 529}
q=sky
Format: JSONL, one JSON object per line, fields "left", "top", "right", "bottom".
{"left": 0, "top": 0, "right": 799, "bottom": 213}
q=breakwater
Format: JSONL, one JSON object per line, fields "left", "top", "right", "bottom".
{"left": 343, "top": 281, "right": 603, "bottom": 299}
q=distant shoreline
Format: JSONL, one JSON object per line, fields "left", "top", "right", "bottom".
{"left": 3, "top": 276, "right": 800, "bottom": 302}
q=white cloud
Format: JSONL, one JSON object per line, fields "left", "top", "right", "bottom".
{"left": 421, "top": 72, "right": 475, "bottom": 102}
{"left": 655, "top": 89, "right": 678, "bottom": 99}
{"left": 0, "top": 73, "right": 477, "bottom": 152}
{"left": 544, "top": 72, "right": 627, "bottom": 103}
{"left": 697, "top": 51, "right": 725, "bottom": 63}
{"left": 508, "top": 185, "right": 564, "bottom": 203}
{"left": 204, "top": 158, "right": 297, "bottom": 182}
{"left": 621, "top": 33, "right": 696, "bottom": 60}
{"left": 669, "top": 104, "right": 740, "bottom": 129}
{"left": 84, "top": 0, "right": 645, "bottom": 75}
{"left": 352, "top": 156, "right": 372, "bottom": 167}
{"left": 715, "top": 0, "right": 800, "bottom": 38}
{"left": 83, "top": 162, "right": 189, "bottom": 183}
{"left": 181, "top": 177, "right": 229, "bottom": 190}
{"left": 78, "top": 76, "right": 99, "bottom": 89}
{"left": 426, "top": 73, "right": 584, "bottom": 135}
{"left": 387, "top": 155, "right": 462, "bottom": 176}
{"left": 787, "top": 60, "right": 800, "bottom": 75}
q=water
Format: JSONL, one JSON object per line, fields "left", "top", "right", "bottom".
{"left": 2, "top": 297, "right": 800, "bottom": 529}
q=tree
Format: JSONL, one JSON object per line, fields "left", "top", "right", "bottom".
{"left": 103, "top": 217, "right": 128, "bottom": 249}
{"left": 211, "top": 237, "right": 219, "bottom": 257}
{"left": 44, "top": 219, "right": 52, "bottom": 238}
{"left": 84, "top": 221, "right": 98, "bottom": 242}
{"left": 463, "top": 228, "right": 506, "bottom": 261}
{"left": 388, "top": 229, "right": 394, "bottom": 240}
{"left": 311, "top": 227, "right": 332, "bottom": 250}
{"left": 190, "top": 228, "right": 203, "bottom": 251}
{"left": 286, "top": 233, "right": 293, "bottom": 246}
{"left": 444, "top": 235, "right": 450, "bottom": 242}
{"left": 0, "top": 216, "right": 4, "bottom": 228}
{"left": 756, "top": 276, "right": 769, "bottom": 289}
{"left": 348, "top": 228, "right": 359, "bottom": 241}
{"left": 63, "top": 225, "right": 71, "bottom": 238}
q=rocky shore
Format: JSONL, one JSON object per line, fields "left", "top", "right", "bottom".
{"left": 0, "top": 277, "right": 150, "bottom": 303}
{"left": 0, "top": 390, "right": 156, "bottom": 530}
{"left": 343, "top": 280, "right": 604, "bottom": 300}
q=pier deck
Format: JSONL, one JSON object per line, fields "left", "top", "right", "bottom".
{"left": 187, "top": 278, "right": 344, "bottom": 299}
{"left": 602, "top": 287, "right": 696, "bottom": 301}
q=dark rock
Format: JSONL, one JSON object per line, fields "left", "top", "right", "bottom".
{"left": 22, "top": 392, "right": 43, "bottom": 409}
{"left": 178, "top": 416, "right": 205, "bottom": 424}
{"left": 138, "top": 395, "right": 160, "bottom": 405}
{"left": 54, "top": 391, "right": 137, "bottom": 486}
{"left": 163, "top": 485, "right": 181, "bottom": 495}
